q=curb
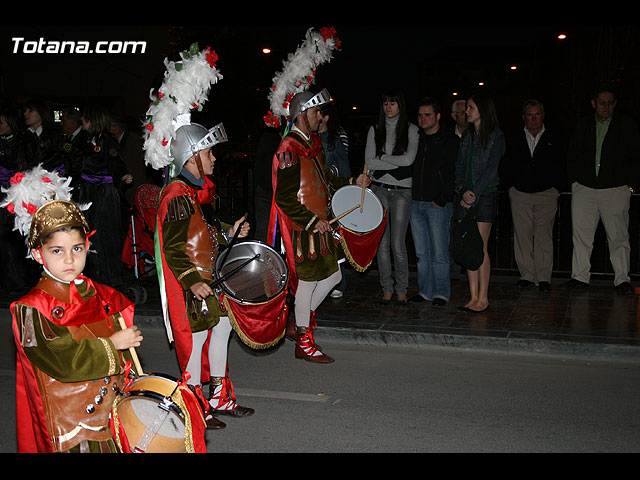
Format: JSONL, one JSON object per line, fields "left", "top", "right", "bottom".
{"left": 135, "top": 313, "right": 640, "bottom": 363}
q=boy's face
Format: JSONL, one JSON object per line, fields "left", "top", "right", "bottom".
{"left": 31, "top": 229, "right": 87, "bottom": 282}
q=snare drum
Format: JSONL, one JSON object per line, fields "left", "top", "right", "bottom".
{"left": 215, "top": 241, "right": 289, "bottom": 350}
{"left": 331, "top": 185, "right": 386, "bottom": 272}
{"left": 110, "top": 374, "right": 206, "bottom": 453}
{"left": 331, "top": 185, "right": 384, "bottom": 233}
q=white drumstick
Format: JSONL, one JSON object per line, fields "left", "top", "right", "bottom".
{"left": 117, "top": 316, "right": 145, "bottom": 376}
{"left": 313, "top": 204, "right": 361, "bottom": 233}
{"left": 360, "top": 165, "right": 368, "bottom": 213}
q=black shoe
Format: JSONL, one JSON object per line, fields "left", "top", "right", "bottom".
{"left": 516, "top": 279, "right": 534, "bottom": 288}
{"left": 562, "top": 278, "right": 589, "bottom": 289}
{"left": 432, "top": 298, "right": 447, "bottom": 306}
{"left": 538, "top": 281, "right": 552, "bottom": 293}
{"left": 615, "top": 281, "right": 636, "bottom": 295}
{"left": 410, "top": 295, "right": 428, "bottom": 303}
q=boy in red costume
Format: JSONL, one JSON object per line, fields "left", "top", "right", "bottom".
{"left": 2, "top": 166, "right": 142, "bottom": 453}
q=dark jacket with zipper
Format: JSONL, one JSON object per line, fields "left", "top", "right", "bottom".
{"left": 411, "top": 127, "right": 459, "bottom": 207}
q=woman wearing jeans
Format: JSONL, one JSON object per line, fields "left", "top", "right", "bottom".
{"left": 365, "top": 90, "right": 419, "bottom": 304}
{"left": 454, "top": 93, "right": 504, "bottom": 313}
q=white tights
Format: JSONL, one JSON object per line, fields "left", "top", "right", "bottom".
{"left": 185, "top": 316, "right": 232, "bottom": 386}
{"left": 294, "top": 269, "right": 341, "bottom": 328}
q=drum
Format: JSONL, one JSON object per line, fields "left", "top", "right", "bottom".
{"left": 331, "top": 185, "right": 384, "bottom": 233}
{"left": 110, "top": 374, "right": 206, "bottom": 453}
{"left": 215, "top": 240, "right": 288, "bottom": 303}
{"left": 331, "top": 185, "right": 386, "bottom": 272}
{"left": 214, "top": 241, "right": 289, "bottom": 350}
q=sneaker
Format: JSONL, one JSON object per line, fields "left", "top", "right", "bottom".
{"left": 330, "top": 290, "right": 343, "bottom": 298}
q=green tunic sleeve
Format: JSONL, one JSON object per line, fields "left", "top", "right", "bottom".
{"left": 14, "top": 303, "right": 120, "bottom": 382}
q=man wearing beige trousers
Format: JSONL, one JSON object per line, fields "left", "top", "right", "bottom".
{"left": 565, "top": 85, "right": 640, "bottom": 294}
{"left": 501, "top": 99, "right": 567, "bottom": 293}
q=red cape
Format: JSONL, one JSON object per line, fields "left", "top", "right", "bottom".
{"left": 155, "top": 177, "right": 217, "bottom": 379}
{"left": 10, "top": 279, "right": 134, "bottom": 453}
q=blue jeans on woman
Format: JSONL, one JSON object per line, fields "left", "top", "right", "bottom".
{"left": 410, "top": 200, "right": 452, "bottom": 302}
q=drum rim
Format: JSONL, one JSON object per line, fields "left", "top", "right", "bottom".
{"left": 214, "top": 240, "right": 288, "bottom": 304}
{"left": 117, "top": 389, "right": 185, "bottom": 420}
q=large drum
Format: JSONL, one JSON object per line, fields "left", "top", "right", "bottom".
{"left": 214, "top": 241, "right": 289, "bottom": 349}
{"left": 330, "top": 185, "right": 387, "bottom": 272}
{"left": 110, "top": 374, "right": 206, "bottom": 453}
{"left": 331, "top": 184, "right": 384, "bottom": 233}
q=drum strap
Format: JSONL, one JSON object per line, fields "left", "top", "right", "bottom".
{"left": 133, "top": 398, "right": 173, "bottom": 453}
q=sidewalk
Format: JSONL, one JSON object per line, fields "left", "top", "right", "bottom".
{"left": 125, "top": 266, "right": 640, "bottom": 363}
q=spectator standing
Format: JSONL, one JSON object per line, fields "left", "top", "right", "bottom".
{"left": 409, "top": 97, "right": 459, "bottom": 306}
{"left": 565, "top": 85, "right": 640, "bottom": 294}
{"left": 0, "top": 105, "right": 36, "bottom": 292}
{"left": 59, "top": 107, "right": 88, "bottom": 198}
{"left": 501, "top": 99, "right": 566, "bottom": 293}
{"left": 365, "top": 90, "right": 419, "bottom": 304}
{"left": 21, "top": 99, "right": 64, "bottom": 173}
{"left": 78, "top": 105, "right": 132, "bottom": 288}
{"left": 455, "top": 93, "right": 504, "bottom": 313}
{"left": 451, "top": 99, "right": 467, "bottom": 138}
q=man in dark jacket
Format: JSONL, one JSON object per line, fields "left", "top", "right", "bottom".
{"left": 565, "top": 85, "right": 640, "bottom": 294}
{"left": 409, "top": 97, "right": 459, "bottom": 305}
{"left": 501, "top": 99, "right": 566, "bottom": 293}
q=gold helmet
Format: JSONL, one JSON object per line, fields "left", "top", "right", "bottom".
{"left": 28, "top": 199, "right": 90, "bottom": 249}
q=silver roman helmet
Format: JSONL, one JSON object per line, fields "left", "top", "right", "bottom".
{"left": 288, "top": 88, "right": 332, "bottom": 122}
{"left": 169, "top": 116, "right": 228, "bottom": 177}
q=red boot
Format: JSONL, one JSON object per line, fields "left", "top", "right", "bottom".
{"left": 188, "top": 384, "right": 226, "bottom": 429}
{"left": 295, "top": 326, "right": 334, "bottom": 363}
{"left": 209, "top": 376, "right": 255, "bottom": 418}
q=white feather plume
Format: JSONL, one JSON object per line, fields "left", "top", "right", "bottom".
{"left": 143, "top": 43, "right": 223, "bottom": 170}
{"left": 0, "top": 165, "right": 90, "bottom": 244}
{"left": 264, "top": 27, "right": 341, "bottom": 127}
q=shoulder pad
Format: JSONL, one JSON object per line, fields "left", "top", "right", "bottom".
{"left": 277, "top": 151, "right": 298, "bottom": 169}
{"left": 166, "top": 195, "right": 194, "bottom": 222}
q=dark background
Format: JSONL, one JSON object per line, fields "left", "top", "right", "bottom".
{"left": 2, "top": 18, "right": 639, "bottom": 276}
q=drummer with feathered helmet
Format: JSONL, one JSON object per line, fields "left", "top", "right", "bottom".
{"left": 265, "top": 27, "right": 369, "bottom": 364}
{"left": 1, "top": 165, "right": 143, "bottom": 453}
{"left": 145, "top": 43, "right": 253, "bottom": 429}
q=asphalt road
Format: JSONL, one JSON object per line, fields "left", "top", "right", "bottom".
{"left": 1, "top": 309, "right": 639, "bottom": 453}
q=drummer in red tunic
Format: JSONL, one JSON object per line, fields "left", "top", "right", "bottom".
{"left": 154, "top": 119, "right": 254, "bottom": 428}
{"left": 3, "top": 167, "right": 143, "bottom": 453}
{"left": 269, "top": 89, "right": 370, "bottom": 363}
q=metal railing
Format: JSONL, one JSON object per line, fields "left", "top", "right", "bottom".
{"left": 213, "top": 160, "right": 640, "bottom": 279}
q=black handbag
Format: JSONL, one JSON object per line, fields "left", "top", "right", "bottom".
{"left": 452, "top": 206, "right": 484, "bottom": 271}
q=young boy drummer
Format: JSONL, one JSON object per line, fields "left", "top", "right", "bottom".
{"left": 2, "top": 166, "right": 143, "bottom": 453}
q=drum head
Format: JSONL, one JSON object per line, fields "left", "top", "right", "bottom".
{"left": 215, "top": 241, "right": 288, "bottom": 303}
{"left": 332, "top": 185, "right": 384, "bottom": 233}
{"left": 116, "top": 375, "right": 187, "bottom": 453}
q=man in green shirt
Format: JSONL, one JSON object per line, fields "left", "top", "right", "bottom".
{"left": 565, "top": 85, "right": 640, "bottom": 294}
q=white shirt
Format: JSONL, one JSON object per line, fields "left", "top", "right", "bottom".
{"left": 524, "top": 125, "right": 545, "bottom": 157}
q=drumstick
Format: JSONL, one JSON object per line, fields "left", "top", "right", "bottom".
{"left": 360, "top": 165, "right": 368, "bottom": 213}
{"left": 117, "top": 316, "right": 145, "bottom": 376}
{"left": 313, "top": 204, "right": 360, "bottom": 233}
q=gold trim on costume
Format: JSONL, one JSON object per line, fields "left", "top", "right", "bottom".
{"left": 99, "top": 338, "right": 117, "bottom": 375}
{"left": 177, "top": 267, "right": 198, "bottom": 282}
{"left": 222, "top": 293, "right": 287, "bottom": 350}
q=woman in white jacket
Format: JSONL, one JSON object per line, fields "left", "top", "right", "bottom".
{"left": 365, "top": 90, "right": 419, "bottom": 304}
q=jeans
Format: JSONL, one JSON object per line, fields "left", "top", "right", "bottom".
{"left": 372, "top": 185, "right": 412, "bottom": 294}
{"left": 410, "top": 200, "right": 452, "bottom": 301}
